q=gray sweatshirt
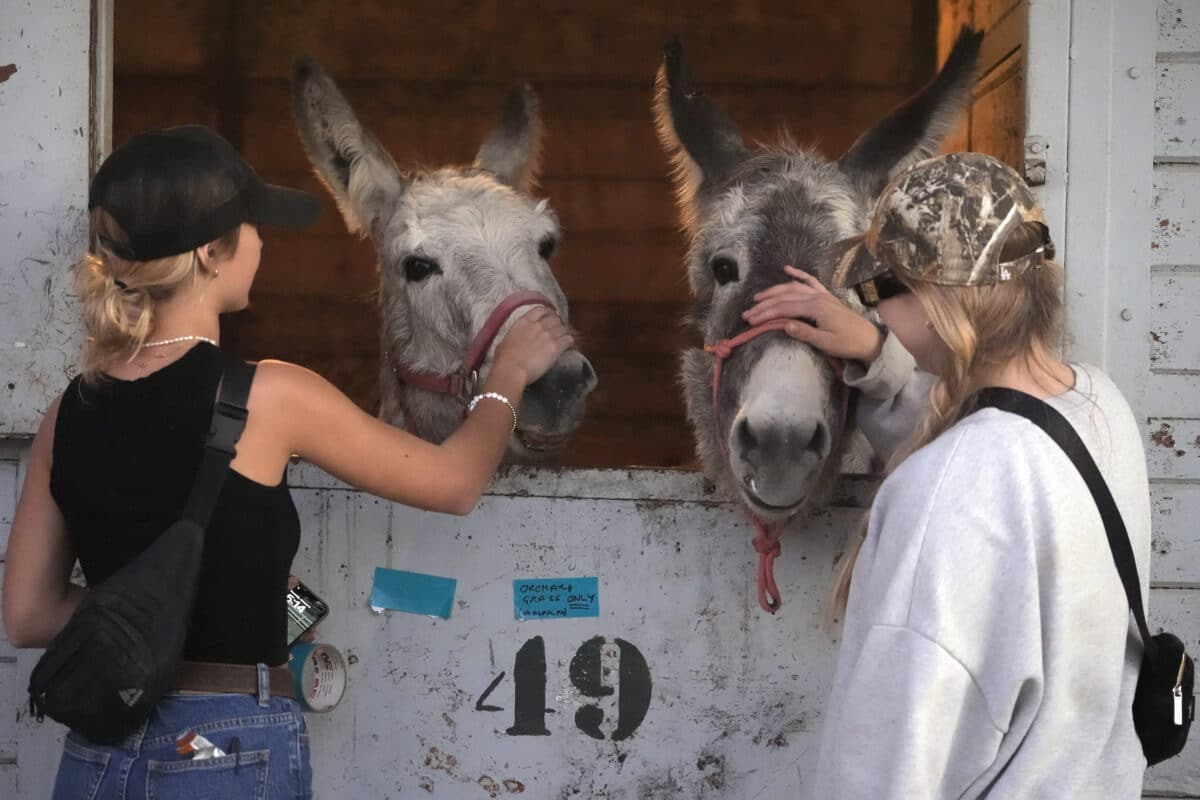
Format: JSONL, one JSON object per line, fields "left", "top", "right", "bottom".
{"left": 815, "top": 334, "right": 1151, "bottom": 799}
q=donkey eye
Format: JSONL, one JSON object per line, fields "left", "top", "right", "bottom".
{"left": 538, "top": 237, "right": 557, "bottom": 261}
{"left": 403, "top": 256, "right": 440, "bottom": 283}
{"left": 711, "top": 256, "right": 739, "bottom": 285}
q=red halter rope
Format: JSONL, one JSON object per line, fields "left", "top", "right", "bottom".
{"left": 390, "top": 291, "right": 556, "bottom": 435}
{"left": 704, "top": 319, "right": 850, "bottom": 613}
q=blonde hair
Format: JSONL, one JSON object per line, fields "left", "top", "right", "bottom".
{"left": 74, "top": 208, "right": 239, "bottom": 383}
{"left": 828, "top": 222, "right": 1066, "bottom": 622}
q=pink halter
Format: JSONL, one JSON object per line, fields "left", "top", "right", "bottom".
{"left": 390, "top": 291, "right": 556, "bottom": 436}
{"left": 704, "top": 319, "right": 851, "bottom": 613}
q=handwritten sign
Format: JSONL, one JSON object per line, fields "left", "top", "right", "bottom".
{"left": 513, "top": 577, "right": 599, "bottom": 620}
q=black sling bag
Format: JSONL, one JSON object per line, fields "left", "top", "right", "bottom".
{"left": 976, "top": 387, "right": 1194, "bottom": 765}
{"left": 27, "top": 356, "right": 255, "bottom": 744}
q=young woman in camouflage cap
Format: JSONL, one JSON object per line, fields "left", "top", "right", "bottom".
{"left": 745, "top": 152, "right": 1151, "bottom": 797}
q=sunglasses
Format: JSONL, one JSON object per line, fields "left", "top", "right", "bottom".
{"left": 853, "top": 271, "right": 910, "bottom": 308}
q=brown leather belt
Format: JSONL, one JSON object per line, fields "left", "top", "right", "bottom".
{"left": 173, "top": 661, "right": 295, "bottom": 700}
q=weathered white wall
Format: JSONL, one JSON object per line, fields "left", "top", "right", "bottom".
{"left": 0, "top": 0, "right": 91, "bottom": 796}
{"left": 0, "top": 0, "right": 91, "bottom": 437}
{"left": 4, "top": 463, "right": 866, "bottom": 798}
{"left": 5, "top": 462, "right": 1200, "bottom": 798}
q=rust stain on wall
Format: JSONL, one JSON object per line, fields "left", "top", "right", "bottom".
{"left": 0, "top": 64, "right": 16, "bottom": 83}
{"left": 1151, "top": 423, "right": 1177, "bottom": 449}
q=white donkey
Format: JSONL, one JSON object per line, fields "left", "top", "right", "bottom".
{"left": 292, "top": 59, "right": 597, "bottom": 461}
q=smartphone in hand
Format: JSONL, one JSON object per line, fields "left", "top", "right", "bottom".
{"left": 286, "top": 580, "right": 329, "bottom": 647}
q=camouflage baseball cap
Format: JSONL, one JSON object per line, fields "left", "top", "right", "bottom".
{"left": 832, "top": 152, "right": 1054, "bottom": 294}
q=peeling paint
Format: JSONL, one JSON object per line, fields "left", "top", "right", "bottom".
{"left": 478, "top": 775, "right": 501, "bottom": 796}
{"left": 424, "top": 746, "right": 459, "bottom": 776}
{"left": 1152, "top": 422, "right": 1177, "bottom": 448}
{"left": 695, "top": 753, "right": 727, "bottom": 790}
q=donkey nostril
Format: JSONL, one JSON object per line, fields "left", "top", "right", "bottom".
{"left": 579, "top": 359, "right": 597, "bottom": 388}
{"left": 736, "top": 418, "right": 758, "bottom": 453}
{"left": 807, "top": 422, "right": 828, "bottom": 456}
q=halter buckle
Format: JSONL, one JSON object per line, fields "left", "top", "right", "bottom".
{"left": 457, "top": 369, "right": 479, "bottom": 403}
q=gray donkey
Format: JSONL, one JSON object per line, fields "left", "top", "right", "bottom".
{"left": 656, "top": 30, "right": 982, "bottom": 520}
{"left": 292, "top": 59, "right": 597, "bottom": 461}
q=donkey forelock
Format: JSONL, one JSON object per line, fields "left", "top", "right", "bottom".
{"left": 687, "top": 149, "right": 862, "bottom": 336}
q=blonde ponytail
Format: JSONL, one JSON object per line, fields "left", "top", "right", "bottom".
{"left": 74, "top": 209, "right": 239, "bottom": 383}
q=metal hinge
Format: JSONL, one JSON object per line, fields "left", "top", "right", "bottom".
{"left": 1024, "top": 136, "right": 1048, "bottom": 186}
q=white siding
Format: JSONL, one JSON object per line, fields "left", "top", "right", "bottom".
{"left": 1155, "top": 63, "right": 1200, "bottom": 160}
{"left": 1144, "top": 2, "right": 1200, "bottom": 796}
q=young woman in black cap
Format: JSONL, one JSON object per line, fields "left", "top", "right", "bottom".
{"left": 2, "top": 126, "right": 572, "bottom": 799}
{"left": 745, "top": 153, "right": 1153, "bottom": 797}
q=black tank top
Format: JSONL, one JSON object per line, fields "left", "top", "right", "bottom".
{"left": 50, "top": 343, "right": 300, "bottom": 666}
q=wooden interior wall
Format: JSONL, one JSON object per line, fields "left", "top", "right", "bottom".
{"left": 113, "top": 0, "right": 934, "bottom": 468}
{"left": 938, "top": 0, "right": 1027, "bottom": 169}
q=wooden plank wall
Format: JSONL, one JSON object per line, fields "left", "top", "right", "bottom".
{"left": 112, "top": 0, "right": 932, "bottom": 468}
{"left": 938, "top": 0, "right": 1026, "bottom": 168}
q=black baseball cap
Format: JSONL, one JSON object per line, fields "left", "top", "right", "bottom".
{"left": 88, "top": 125, "right": 320, "bottom": 261}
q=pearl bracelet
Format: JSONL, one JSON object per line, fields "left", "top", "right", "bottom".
{"left": 468, "top": 392, "right": 517, "bottom": 432}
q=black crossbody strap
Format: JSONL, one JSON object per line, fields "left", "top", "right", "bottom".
{"left": 181, "top": 357, "right": 256, "bottom": 528}
{"left": 974, "top": 387, "right": 1155, "bottom": 659}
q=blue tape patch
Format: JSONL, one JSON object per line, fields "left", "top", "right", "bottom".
{"left": 370, "top": 567, "right": 457, "bottom": 619}
{"left": 514, "top": 577, "right": 599, "bottom": 620}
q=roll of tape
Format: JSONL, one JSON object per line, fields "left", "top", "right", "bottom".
{"left": 288, "top": 642, "right": 348, "bottom": 712}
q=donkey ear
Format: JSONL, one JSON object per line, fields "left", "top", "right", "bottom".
{"left": 474, "top": 84, "right": 543, "bottom": 193}
{"left": 653, "top": 37, "right": 748, "bottom": 231}
{"left": 291, "top": 57, "right": 407, "bottom": 238}
{"left": 838, "top": 27, "right": 983, "bottom": 199}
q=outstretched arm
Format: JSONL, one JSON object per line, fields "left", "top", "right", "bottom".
{"left": 255, "top": 307, "right": 573, "bottom": 516}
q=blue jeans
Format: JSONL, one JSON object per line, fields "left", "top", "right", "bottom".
{"left": 51, "top": 665, "right": 312, "bottom": 800}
